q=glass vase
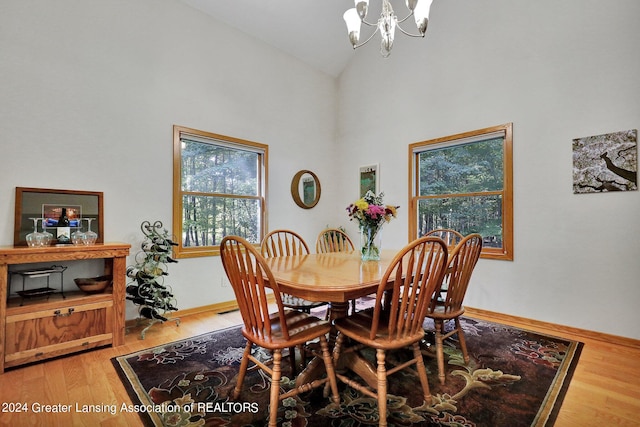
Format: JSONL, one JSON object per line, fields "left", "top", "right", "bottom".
{"left": 360, "top": 225, "right": 382, "bottom": 261}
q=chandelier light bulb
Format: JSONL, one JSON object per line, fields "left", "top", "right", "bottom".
{"left": 343, "top": 8, "right": 362, "bottom": 47}
{"left": 414, "top": 0, "right": 433, "bottom": 35}
{"left": 344, "top": 0, "right": 433, "bottom": 56}
{"left": 355, "top": 0, "right": 369, "bottom": 20}
{"left": 405, "top": 0, "right": 419, "bottom": 11}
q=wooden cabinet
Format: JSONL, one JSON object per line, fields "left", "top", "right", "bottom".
{"left": 0, "top": 243, "right": 130, "bottom": 373}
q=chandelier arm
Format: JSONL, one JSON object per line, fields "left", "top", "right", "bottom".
{"left": 361, "top": 19, "right": 378, "bottom": 27}
{"left": 396, "top": 12, "right": 414, "bottom": 25}
{"left": 395, "top": 22, "right": 425, "bottom": 38}
{"left": 353, "top": 27, "right": 382, "bottom": 49}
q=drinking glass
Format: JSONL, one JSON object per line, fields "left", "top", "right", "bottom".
{"left": 82, "top": 218, "right": 98, "bottom": 245}
{"left": 71, "top": 220, "right": 85, "bottom": 245}
{"left": 40, "top": 219, "right": 53, "bottom": 245}
{"left": 26, "top": 218, "right": 49, "bottom": 247}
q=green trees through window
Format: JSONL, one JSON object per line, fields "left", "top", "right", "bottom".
{"left": 409, "top": 123, "right": 513, "bottom": 260}
{"left": 418, "top": 138, "right": 503, "bottom": 245}
{"left": 173, "top": 126, "right": 267, "bottom": 258}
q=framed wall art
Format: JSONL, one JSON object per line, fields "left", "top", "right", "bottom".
{"left": 572, "top": 129, "right": 637, "bottom": 193}
{"left": 359, "top": 164, "right": 379, "bottom": 198}
{"left": 14, "top": 187, "right": 104, "bottom": 246}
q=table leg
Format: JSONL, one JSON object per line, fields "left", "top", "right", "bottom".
{"left": 295, "top": 301, "right": 348, "bottom": 388}
{"left": 327, "top": 302, "right": 348, "bottom": 346}
{"left": 295, "top": 301, "right": 378, "bottom": 390}
{"left": 339, "top": 351, "right": 378, "bottom": 389}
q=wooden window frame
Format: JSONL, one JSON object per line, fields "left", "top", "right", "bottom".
{"left": 172, "top": 125, "right": 268, "bottom": 258}
{"left": 408, "top": 123, "right": 513, "bottom": 260}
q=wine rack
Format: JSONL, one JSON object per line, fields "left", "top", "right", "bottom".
{"left": 126, "top": 220, "right": 179, "bottom": 339}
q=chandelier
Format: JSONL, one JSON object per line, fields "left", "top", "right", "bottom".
{"left": 343, "top": 0, "right": 433, "bottom": 57}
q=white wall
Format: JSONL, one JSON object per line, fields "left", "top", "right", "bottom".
{"left": 0, "top": 0, "right": 338, "bottom": 319}
{"left": 337, "top": 0, "right": 640, "bottom": 339}
{"left": 2, "top": 0, "right": 638, "bottom": 340}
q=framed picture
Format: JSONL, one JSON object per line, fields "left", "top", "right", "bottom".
{"left": 359, "top": 164, "right": 379, "bottom": 198}
{"left": 42, "top": 204, "right": 81, "bottom": 243}
{"left": 572, "top": 129, "right": 637, "bottom": 193}
{"left": 42, "top": 204, "right": 82, "bottom": 228}
{"left": 14, "top": 187, "right": 104, "bottom": 246}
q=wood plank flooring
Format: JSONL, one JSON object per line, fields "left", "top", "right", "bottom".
{"left": 0, "top": 308, "right": 638, "bottom": 426}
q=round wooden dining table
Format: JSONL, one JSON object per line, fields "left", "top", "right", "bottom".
{"left": 263, "top": 249, "right": 398, "bottom": 316}
{"left": 263, "top": 250, "right": 399, "bottom": 388}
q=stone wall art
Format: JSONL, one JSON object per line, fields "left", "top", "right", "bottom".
{"left": 572, "top": 129, "right": 637, "bottom": 193}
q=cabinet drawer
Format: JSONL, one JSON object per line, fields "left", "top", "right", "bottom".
{"left": 5, "top": 300, "right": 113, "bottom": 354}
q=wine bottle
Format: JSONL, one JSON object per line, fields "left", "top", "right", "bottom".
{"left": 126, "top": 296, "right": 156, "bottom": 306}
{"left": 141, "top": 242, "right": 169, "bottom": 253}
{"left": 148, "top": 280, "right": 167, "bottom": 289}
{"left": 57, "top": 208, "right": 70, "bottom": 227}
{"left": 160, "top": 302, "right": 178, "bottom": 311}
{"left": 151, "top": 268, "right": 169, "bottom": 276}
{"left": 140, "top": 307, "right": 168, "bottom": 322}
{"left": 152, "top": 236, "right": 178, "bottom": 246}
{"left": 127, "top": 267, "right": 156, "bottom": 284}
{"left": 136, "top": 283, "right": 153, "bottom": 298}
{"left": 151, "top": 254, "right": 178, "bottom": 263}
{"left": 126, "top": 285, "right": 140, "bottom": 296}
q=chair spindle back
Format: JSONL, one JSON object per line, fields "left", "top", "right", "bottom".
{"left": 424, "top": 228, "right": 464, "bottom": 250}
{"left": 261, "top": 229, "right": 310, "bottom": 258}
{"left": 316, "top": 228, "right": 355, "bottom": 253}
{"left": 220, "top": 236, "right": 289, "bottom": 341}
{"left": 371, "top": 236, "right": 448, "bottom": 341}
{"left": 438, "top": 233, "right": 483, "bottom": 314}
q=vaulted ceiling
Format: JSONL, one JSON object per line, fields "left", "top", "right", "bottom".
{"left": 179, "top": 0, "right": 378, "bottom": 77}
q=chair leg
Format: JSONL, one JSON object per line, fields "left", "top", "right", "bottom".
{"left": 288, "top": 346, "right": 297, "bottom": 376}
{"left": 319, "top": 335, "right": 340, "bottom": 404}
{"left": 411, "top": 342, "right": 432, "bottom": 405}
{"left": 455, "top": 317, "right": 470, "bottom": 364}
{"left": 376, "top": 349, "right": 388, "bottom": 427}
{"left": 268, "top": 349, "right": 282, "bottom": 427}
{"left": 332, "top": 332, "right": 345, "bottom": 363}
{"left": 298, "top": 344, "right": 307, "bottom": 371}
{"left": 233, "top": 341, "right": 252, "bottom": 399}
{"left": 434, "top": 320, "right": 446, "bottom": 385}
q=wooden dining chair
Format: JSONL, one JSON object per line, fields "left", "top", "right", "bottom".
{"left": 261, "top": 229, "right": 328, "bottom": 313}
{"left": 261, "top": 229, "right": 329, "bottom": 371}
{"left": 424, "top": 233, "right": 482, "bottom": 385}
{"left": 315, "top": 228, "right": 359, "bottom": 314}
{"left": 315, "top": 228, "right": 355, "bottom": 253}
{"left": 220, "top": 236, "right": 340, "bottom": 427}
{"left": 424, "top": 228, "right": 464, "bottom": 250}
{"left": 424, "top": 229, "right": 464, "bottom": 302}
{"left": 332, "top": 236, "right": 449, "bottom": 427}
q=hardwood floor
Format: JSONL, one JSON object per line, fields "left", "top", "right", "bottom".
{"left": 0, "top": 307, "right": 638, "bottom": 426}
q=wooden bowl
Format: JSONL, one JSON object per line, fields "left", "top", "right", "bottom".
{"left": 74, "top": 275, "right": 112, "bottom": 294}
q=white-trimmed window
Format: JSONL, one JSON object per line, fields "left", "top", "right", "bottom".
{"left": 172, "top": 125, "right": 268, "bottom": 258}
{"left": 409, "top": 123, "right": 513, "bottom": 260}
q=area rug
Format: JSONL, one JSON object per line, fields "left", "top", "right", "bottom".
{"left": 112, "top": 316, "right": 582, "bottom": 427}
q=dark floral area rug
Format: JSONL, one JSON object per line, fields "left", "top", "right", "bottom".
{"left": 112, "top": 316, "right": 582, "bottom": 427}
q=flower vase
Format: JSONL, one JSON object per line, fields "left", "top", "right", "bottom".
{"left": 360, "top": 225, "right": 382, "bottom": 261}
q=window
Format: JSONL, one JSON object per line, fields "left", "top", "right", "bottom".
{"left": 408, "top": 123, "right": 513, "bottom": 260}
{"left": 172, "top": 125, "right": 268, "bottom": 258}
